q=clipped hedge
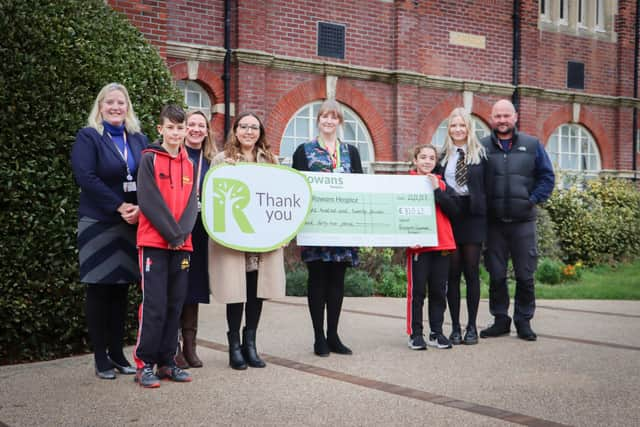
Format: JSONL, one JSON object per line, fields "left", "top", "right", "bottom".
{"left": 0, "top": 0, "right": 180, "bottom": 363}
{"left": 545, "top": 178, "right": 640, "bottom": 266}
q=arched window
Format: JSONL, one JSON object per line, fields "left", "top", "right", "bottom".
{"left": 279, "top": 101, "right": 375, "bottom": 173}
{"left": 431, "top": 115, "right": 490, "bottom": 150}
{"left": 546, "top": 124, "right": 601, "bottom": 183}
{"left": 176, "top": 80, "right": 212, "bottom": 119}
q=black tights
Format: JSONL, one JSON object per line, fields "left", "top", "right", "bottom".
{"left": 226, "top": 271, "right": 263, "bottom": 333}
{"left": 306, "top": 261, "right": 347, "bottom": 341}
{"left": 446, "top": 243, "right": 481, "bottom": 328}
{"left": 85, "top": 283, "right": 130, "bottom": 370}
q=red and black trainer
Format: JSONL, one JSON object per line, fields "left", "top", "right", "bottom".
{"left": 156, "top": 365, "right": 192, "bottom": 382}
{"left": 135, "top": 364, "right": 160, "bottom": 388}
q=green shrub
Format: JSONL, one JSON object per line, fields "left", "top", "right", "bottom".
{"left": 535, "top": 258, "right": 563, "bottom": 285}
{"left": 545, "top": 178, "right": 640, "bottom": 265}
{"left": 344, "top": 269, "right": 375, "bottom": 297}
{"left": 536, "top": 207, "right": 562, "bottom": 260}
{"left": 374, "top": 264, "right": 407, "bottom": 297}
{"left": 0, "top": 0, "right": 180, "bottom": 363}
{"left": 285, "top": 267, "right": 308, "bottom": 297}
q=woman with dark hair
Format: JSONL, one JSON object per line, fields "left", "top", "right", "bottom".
{"left": 440, "top": 107, "right": 487, "bottom": 345}
{"left": 71, "top": 82, "right": 148, "bottom": 379}
{"left": 175, "top": 110, "right": 217, "bottom": 369}
{"left": 208, "top": 112, "right": 285, "bottom": 370}
{"left": 292, "top": 99, "right": 363, "bottom": 357}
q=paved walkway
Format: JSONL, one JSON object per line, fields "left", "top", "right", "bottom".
{"left": 1, "top": 297, "right": 639, "bottom": 426}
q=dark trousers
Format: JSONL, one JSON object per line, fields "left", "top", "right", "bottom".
{"left": 306, "top": 261, "right": 348, "bottom": 341}
{"left": 226, "top": 271, "right": 263, "bottom": 333}
{"left": 407, "top": 251, "right": 450, "bottom": 336}
{"left": 134, "top": 247, "right": 190, "bottom": 368}
{"left": 85, "top": 283, "right": 130, "bottom": 371}
{"left": 484, "top": 220, "right": 538, "bottom": 323}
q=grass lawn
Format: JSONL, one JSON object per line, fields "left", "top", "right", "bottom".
{"left": 476, "top": 259, "right": 640, "bottom": 300}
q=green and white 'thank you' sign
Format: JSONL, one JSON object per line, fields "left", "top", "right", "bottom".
{"left": 201, "top": 163, "right": 312, "bottom": 252}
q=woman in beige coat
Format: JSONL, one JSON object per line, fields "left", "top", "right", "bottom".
{"left": 209, "top": 112, "right": 285, "bottom": 370}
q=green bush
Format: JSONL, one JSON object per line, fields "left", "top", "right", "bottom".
{"left": 0, "top": 0, "right": 181, "bottom": 363}
{"left": 374, "top": 264, "right": 407, "bottom": 297}
{"left": 535, "top": 258, "right": 563, "bottom": 285}
{"left": 536, "top": 207, "right": 562, "bottom": 260}
{"left": 545, "top": 178, "right": 640, "bottom": 265}
{"left": 285, "top": 267, "right": 308, "bottom": 297}
{"left": 344, "top": 269, "right": 375, "bottom": 297}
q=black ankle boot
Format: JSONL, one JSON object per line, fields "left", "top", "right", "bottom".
{"left": 242, "top": 327, "right": 266, "bottom": 368}
{"left": 227, "top": 331, "right": 247, "bottom": 370}
{"left": 327, "top": 334, "right": 353, "bottom": 355}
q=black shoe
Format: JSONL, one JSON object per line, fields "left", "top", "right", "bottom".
{"left": 95, "top": 367, "right": 116, "bottom": 380}
{"left": 515, "top": 321, "right": 537, "bottom": 341}
{"left": 427, "top": 332, "right": 452, "bottom": 349}
{"left": 227, "top": 331, "right": 247, "bottom": 370}
{"left": 108, "top": 358, "right": 136, "bottom": 375}
{"left": 463, "top": 325, "right": 478, "bottom": 345}
{"left": 242, "top": 327, "right": 266, "bottom": 368}
{"left": 449, "top": 327, "right": 462, "bottom": 345}
{"left": 480, "top": 317, "right": 511, "bottom": 338}
{"left": 327, "top": 335, "right": 352, "bottom": 355}
{"left": 314, "top": 337, "right": 330, "bottom": 357}
{"left": 408, "top": 334, "right": 427, "bottom": 350}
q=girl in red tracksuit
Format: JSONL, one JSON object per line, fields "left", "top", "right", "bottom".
{"left": 406, "top": 144, "right": 459, "bottom": 350}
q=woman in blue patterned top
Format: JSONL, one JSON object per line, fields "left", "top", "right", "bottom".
{"left": 71, "top": 83, "right": 148, "bottom": 379}
{"left": 292, "top": 99, "right": 363, "bottom": 357}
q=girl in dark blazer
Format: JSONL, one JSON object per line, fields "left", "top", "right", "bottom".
{"left": 71, "top": 83, "right": 148, "bottom": 379}
{"left": 439, "top": 107, "right": 487, "bottom": 345}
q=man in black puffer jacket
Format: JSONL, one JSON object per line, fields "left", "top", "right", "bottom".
{"left": 480, "top": 99, "right": 555, "bottom": 341}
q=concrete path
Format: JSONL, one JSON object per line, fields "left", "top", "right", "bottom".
{"left": 1, "top": 297, "right": 639, "bottom": 426}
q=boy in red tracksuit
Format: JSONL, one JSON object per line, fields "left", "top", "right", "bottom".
{"left": 133, "top": 105, "right": 198, "bottom": 388}
{"left": 406, "top": 144, "right": 459, "bottom": 350}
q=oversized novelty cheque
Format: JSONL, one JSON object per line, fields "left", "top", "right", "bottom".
{"left": 201, "top": 164, "right": 438, "bottom": 250}
{"left": 201, "top": 163, "right": 312, "bottom": 252}
{"left": 296, "top": 172, "right": 437, "bottom": 247}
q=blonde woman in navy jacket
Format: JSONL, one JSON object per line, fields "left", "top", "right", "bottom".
{"left": 71, "top": 83, "right": 148, "bottom": 379}
{"left": 439, "top": 108, "right": 487, "bottom": 346}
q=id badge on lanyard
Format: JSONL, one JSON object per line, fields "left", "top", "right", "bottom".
{"left": 110, "top": 132, "right": 137, "bottom": 193}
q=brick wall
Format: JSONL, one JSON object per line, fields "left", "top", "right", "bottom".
{"left": 108, "top": 0, "right": 639, "bottom": 172}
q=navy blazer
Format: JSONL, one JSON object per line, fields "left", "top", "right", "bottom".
{"left": 71, "top": 127, "right": 149, "bottom": 223}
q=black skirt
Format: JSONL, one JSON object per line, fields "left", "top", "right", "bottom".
{"left": 184, "top": 216, "right": 210, "bottom": 304}
{"left": 450, "top": 196, "right": 487, "bottom": 244}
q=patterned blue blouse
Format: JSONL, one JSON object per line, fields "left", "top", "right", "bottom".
{"left": 291, "top": 138, "right": 363, "bottom": 266}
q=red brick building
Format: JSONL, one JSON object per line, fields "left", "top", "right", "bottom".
{"left": 108, "top": 0, "right": 639, "bottom": 179}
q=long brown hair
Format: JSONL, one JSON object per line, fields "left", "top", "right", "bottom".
{"left": 186, "top": 110, "right": 217, "bottom": 161}
{"left": 224, "top": 112, "right": 277, "bottom": 164}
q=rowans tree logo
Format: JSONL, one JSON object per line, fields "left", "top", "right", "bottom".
{"left": 212, "top": 178, "right": 255, "bottom": 234}
{"left": 202, "top": 163, "right": 312, "bottom": 252}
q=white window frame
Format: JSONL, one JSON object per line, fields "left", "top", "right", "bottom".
{"left": 540, "top": 0, "right": 551, "bottom": 22}
{"left": 577, "top": 0, "right": 586, "bottom": 28}
{"left": 176, "top": 80, "right": 212, "bottom": 119}
{"left": 558, "top": 0, "right": 569, "bottom": 25}
{"left": 545, "top": 124, "right": 601, "bottom": 185}
{"left": 279, "top": 101, "right": 376, "bottom": 173}
{"left": 595, "top": 0, "right": 606, "bottom": 31}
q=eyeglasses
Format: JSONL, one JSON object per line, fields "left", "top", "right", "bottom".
{"left": 238, "top": 124, "right": 260, "bottom": 132}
